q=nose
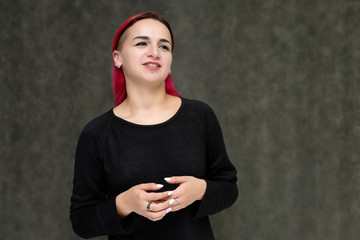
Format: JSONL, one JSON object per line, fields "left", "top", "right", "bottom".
{"left": 147, "top": 44, "right": 159, "bottom": 59}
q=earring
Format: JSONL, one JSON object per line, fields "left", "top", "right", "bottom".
{"left": 169, "top": 69, "right": 171, "bottom": 74}
{"left": 117, "top": 64, "right": 121, "bottom": 69}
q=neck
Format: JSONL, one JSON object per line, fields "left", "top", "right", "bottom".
{"left": 113, "top": 81, "right": 181, "bottom": 125}
{"left": 124, "top": 81, "right": 168, "bottom": 111}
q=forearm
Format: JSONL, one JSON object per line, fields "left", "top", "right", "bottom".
{"left": 196, "top": 178, "right": 207, "bottom": 201}
{"left": 195, "top": 179, "right": 238, "bottom": 218}
{"left": 70, "top": 197, "right": 126, "bottom": 238}
{"left": 115, "top": 191, "right": 132, "bottom": 218}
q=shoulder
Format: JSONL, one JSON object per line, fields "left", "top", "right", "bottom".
{"left": 79, "top": 110, "right": 114, "bottom": 140}
{"left": 182, "top": 98, "right": 215, "bottom": 115}
{"left": 182, "top": 98, "right": 217, "bottom": 118}
{"left": 181, "top": 98, "right": 219, "bottom": 127}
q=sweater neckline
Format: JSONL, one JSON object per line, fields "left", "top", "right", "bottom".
{"left": 110, "top": 97, "right": 184, "bottom": 128}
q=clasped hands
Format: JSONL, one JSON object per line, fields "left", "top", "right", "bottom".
{"left": 116, "top": 176, "right": 206, "bottom": 221}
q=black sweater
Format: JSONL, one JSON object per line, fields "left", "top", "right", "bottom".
{"left": 70, "top": 98, "right": 238, "bottom": 240}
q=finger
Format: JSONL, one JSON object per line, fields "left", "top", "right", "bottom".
{"left": 146, "top": 207, "right": 172, "bottom": 221}
{"left": 151, "top": 191, "right": 174, "bottom": 203}
{"left": 138, "top": 183, "right": 164, "bottom": 191}
{"left": 146, "top": 201, "right": 154, "bottom": 211}
{"left": 164, "top": 176, "right": 189, "bottom": 184}
{"left": 147, "top": 199, "right": 173, "bottom": 212}
{"left": 168, "top": 198, "right": 183, "bottom": 212}
{"left": 168, "top": 198, "right": 180, "bottom": 206}
{"left": 147, "top": 190, "right": 173, "bottom": 202}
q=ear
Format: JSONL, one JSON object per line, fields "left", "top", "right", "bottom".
{"left": 112, "top": 50, "right": 123, "bottom": 68}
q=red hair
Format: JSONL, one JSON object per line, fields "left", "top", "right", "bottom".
{"left": 111, "top": 12, "right": 180, "bottom": 106}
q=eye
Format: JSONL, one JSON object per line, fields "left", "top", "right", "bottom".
{"left": 160, "top": 45, "right": 170, "bottom": 51}
{"left": 135, "top": 42, "right": 147, "bottom": 47}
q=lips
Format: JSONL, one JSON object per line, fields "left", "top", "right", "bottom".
{"left": 144, "top": 62, "right": 161, "bottom": 71}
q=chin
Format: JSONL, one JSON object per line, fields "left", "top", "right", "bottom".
{"left": 143, "top": 73, "right": 168, "bottom": 83}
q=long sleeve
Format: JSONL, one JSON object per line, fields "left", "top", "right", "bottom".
{"left": 70, "top": 122, "right": 131, "bottom": 238}
{"left": 194, "top": 103, "right": 238, "bottom": 218}
{"left": 69, "top": 99, "right": 237, "bottom": 240}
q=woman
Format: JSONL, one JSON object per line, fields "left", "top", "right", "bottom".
{"left": 70, "top": 12, "right": 238, "bottom": 240}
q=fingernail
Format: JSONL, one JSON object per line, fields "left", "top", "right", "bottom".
{"left": 156, "top": 184, "right": 164, "bottom": 188}
{"left": 168, "top": 191, "right": 173, "bottom": 196}
{"left": 166, "top": 207, "right": 172, "bottom": 213}
{"left": 169, "top": 199, "right": 175, "bottom": 205}
{"left": 164, "top": 177, "right": 171, "bottom": 182}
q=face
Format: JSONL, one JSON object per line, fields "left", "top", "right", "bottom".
{"left": 113, "top": 19, "right": 173, "bottom": 86}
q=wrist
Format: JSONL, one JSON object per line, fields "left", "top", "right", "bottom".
{"left": 198, "top": 179, "right": 207, "bottom": 200}
{"left": 115, "top": 192, "right": 132, "bottom": 218}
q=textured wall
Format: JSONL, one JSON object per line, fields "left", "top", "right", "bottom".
{"left": 1, "top": 0, "right": 359, "bottom": 239}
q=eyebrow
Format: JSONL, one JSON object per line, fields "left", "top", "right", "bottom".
{"left": 133, "top": 36, "right": 171, "bottom": 45}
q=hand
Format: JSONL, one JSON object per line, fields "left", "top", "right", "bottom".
{"left": 164, "top": 176, "right": 207, "bottom": 212}
{"left": 115, "top": 183, "right": 173, "bottom": 221}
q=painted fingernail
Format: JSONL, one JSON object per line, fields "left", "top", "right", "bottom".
{"left": 169, "top": 199, "right": 175, "bottom": 205}
{"left": 166, "top": 207, "right": 172, "bottom": 213}
{"left": 164, "top": 177, "right": 171, "bottom": 182}
{"left": 156, "top": 184, "right": 164, "bottom": 188}
{"left": 168, "top": 191, "right": 173, "bottom": 196}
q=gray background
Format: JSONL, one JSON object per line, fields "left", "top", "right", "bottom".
{"left": 1, "top": 0, "right": 359, "bottom": 239}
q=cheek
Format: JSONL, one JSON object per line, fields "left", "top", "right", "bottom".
{"left": 121, "top": 52, "right": 138, "bottom": 69}
{"left": 165, "top": 54, "right": 172, "bottom": 68}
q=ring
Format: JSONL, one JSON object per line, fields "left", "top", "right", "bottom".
{"left": 175, "top": 199, "right": 179, "bottom": 205}
{"left": 147, "top": 202, "right": 152, "bottom": 211}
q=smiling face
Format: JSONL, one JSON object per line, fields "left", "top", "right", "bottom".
{"left": 113, "top": 19, "right": 173, "bottom": 87}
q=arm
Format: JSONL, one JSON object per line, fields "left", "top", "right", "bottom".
{"left": 195, "top": 105, "right": 238, "bottom": 217}
{"left": 70, "top": 127, "right": 174, "bottom": 238}
{"left": 70, "top": 128, "right": 127, "bottom": 238}
{"left": 163, "top": 103, "right": 238, "bottom": 217}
